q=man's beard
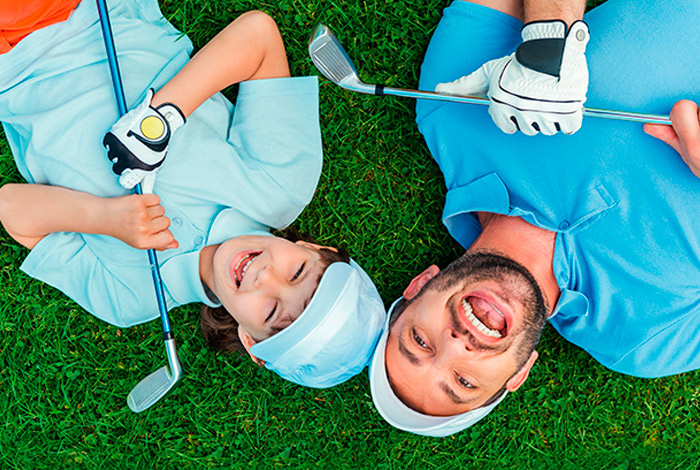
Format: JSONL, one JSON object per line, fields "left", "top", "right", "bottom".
{"left": 398, "top": 251, "right": 549, "bottom": 369}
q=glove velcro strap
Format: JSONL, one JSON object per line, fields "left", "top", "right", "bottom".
{"left": 156, "top": 102, "right": 186, "bottom": 132}
{"left": 516, "top": 37, "right": 565, "bottom": 77}
{"left": 517, "top": 20, "right": 589, "bottom": 78}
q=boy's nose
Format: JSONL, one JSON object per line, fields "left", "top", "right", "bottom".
{"left": 255, "top": 264, "right": 285, "bottom": 289}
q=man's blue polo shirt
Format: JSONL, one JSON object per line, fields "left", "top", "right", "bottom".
{"left": 417, "top": 0, "right": 700, "bottom": 378}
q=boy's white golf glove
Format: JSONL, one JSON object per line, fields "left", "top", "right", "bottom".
{"left": 103, "top": 89, "right": 185, "bottom": 193}
{"left": 436, "top": 20, "right": 590, "bottom": 136}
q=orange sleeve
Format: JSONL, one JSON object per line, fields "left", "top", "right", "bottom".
{"left": 0, "top": 0, "right": 82, "bottom": 53}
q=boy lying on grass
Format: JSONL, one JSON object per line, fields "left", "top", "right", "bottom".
{"left": 0, "top": 0, "right": 385, "bottom": 388}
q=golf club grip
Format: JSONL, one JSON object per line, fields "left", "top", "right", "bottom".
{"left": 378, "top": 86, "right": 671, "bottom": 125}
{"left": 96, "top": 0, "right": 172, "bottom": 333}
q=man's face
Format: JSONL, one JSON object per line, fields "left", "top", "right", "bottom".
{"left": 385, "top": 252, "right": 547, "bottom": 416}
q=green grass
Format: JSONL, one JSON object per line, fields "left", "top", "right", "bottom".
{"left": 2, "top": 1, "right": 700, "bottom": 469}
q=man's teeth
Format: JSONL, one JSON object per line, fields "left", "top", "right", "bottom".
{"left": 461, "top": 298, "right": 502, "bottom": 338}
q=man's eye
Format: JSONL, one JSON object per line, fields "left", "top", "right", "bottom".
{"left": 457, "top": 374, "right": 474, "bottom": 389}
{"left": 413, "top": 330, "right": 428, "bottom": 349}
{"left": 292, "top": 263, "right": 305, "bottom": 281}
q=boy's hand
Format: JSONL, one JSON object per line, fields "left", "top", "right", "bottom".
{"left": 103, "top": 89, "right": 186, "bottom": 191}
{"left": 644, "top": 100, "right": 700, "bottom": 178}
{"left": 105, "top": 194, "right": 178, "bottom": 251}
{"left": 436, "top": 20, "right": 589, "bottom": 136}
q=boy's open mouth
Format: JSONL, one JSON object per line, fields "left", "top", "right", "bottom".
{"left": 460, "top": 295, "right": 508, "bottom": 339}
{"left": 233, "top": 251, "right": 261, "bottom": 287}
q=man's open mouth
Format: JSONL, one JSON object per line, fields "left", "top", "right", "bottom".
{"left": 461, "top": 296, "right": 507, "bottom": 339}
{"left": 233, "top": 251, "right": 261, "bottom": 287}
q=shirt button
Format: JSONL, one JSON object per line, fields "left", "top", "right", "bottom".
{"left": 193, "top": 235, "right": 204, "bottom": 247}
{"left": 173, "top": 217, "right": 182, "bottom": 226}
{"left": 558, "top": 221, "right": 570, "bottom": 230}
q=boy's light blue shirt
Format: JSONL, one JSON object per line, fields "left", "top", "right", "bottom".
{"left": 0, "top": 0, "right": 322, "bottom": 327}
{"left": 417, "top": 0, "right": 700, "bottom": 378}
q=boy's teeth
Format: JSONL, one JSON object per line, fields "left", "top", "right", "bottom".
{"left": 461, "top": 298, "right": 502, "bottom": 338}
{"left": 234, "top": 253, "right": 258, "bottom": 285}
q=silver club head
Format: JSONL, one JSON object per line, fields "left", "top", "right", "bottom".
{"left": 127, "top": 338, "right": 183, "bottom": 412}
{"left": 308, "top": 23, "right": 375, "bottom": 94}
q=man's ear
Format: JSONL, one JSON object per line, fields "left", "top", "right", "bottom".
{"left": 403, "top": 265, "right": 440, "bottom": 300}
{"left": 237, "top": 327, "right": 266, "bottom": 366}
{"left": 505, "top": 350, "right": 538, "bottom": 392}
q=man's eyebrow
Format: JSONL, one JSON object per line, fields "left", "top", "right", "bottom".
{"left": 397, "top": 328, "right": 422, "bottom": 366}
{"left": 439, "top": 381, "right": 474, "bottom": 405}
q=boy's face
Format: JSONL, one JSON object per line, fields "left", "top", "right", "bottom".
{"left": 211, "top": 235, "right": 329, "bottom": 343}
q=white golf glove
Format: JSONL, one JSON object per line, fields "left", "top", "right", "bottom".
{"left": 436, "top": 20, "right": 590, "bottom": 136}
{"left": 103, "top": 89, "right": 186, "bottom": 193}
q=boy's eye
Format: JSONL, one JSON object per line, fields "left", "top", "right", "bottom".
{"left": 265, "top": 303, "right": 277, "bottom": 323}
{"left": 292, "top": 263, "right": 305, "bottom": 281}
{"left": 457, "top": 374, "right": 474, "bottom": 389}
{"left": 412, "top": 329, "right": 428, "bottom": 349}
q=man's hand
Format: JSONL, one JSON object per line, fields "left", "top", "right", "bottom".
{"left": 644, "top": 100, "right": 700, "bottom": 178}
{"left": 103, "top": 89, "right": 185, "bottom": 192}
{"left": 436, "top": 20, "right": 590, "bottom": 136}
{"left": 103, "top": 194, "right": 178, "bottom": 251}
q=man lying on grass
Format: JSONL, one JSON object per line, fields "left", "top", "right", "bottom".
{"left": 369, "top": 0, "right": 700, "bottom": 436}
{"left": 0, "top": 0, "right": 385, "bottom": 391}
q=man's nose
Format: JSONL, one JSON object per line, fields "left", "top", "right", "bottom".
{"left": 443, "top": 327, "right": 479, "bottom": 354}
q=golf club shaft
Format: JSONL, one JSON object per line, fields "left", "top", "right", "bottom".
{"left": 96, "top": 0, "right": 171, "bottom": 334}
{"left": 372, "top": 85, "right": 672, "bottom": 126}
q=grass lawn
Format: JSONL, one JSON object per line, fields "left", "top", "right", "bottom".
{"left": 2, "top": 0, "right": 700, "bottom": 468}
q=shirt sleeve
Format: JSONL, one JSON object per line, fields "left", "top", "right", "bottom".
{"left": 227, "top": 76, "right": 323, "bottom": 228}
{"left": 20, "top": 231, "right": 163, "bottom": 327}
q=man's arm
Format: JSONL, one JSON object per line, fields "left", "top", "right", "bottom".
{"left": 0, "top": 184, "right": 177, "bottom": 251}
{"left": 523, "top": 0, "right": 585, "bottom": 25}
{"left": 464, "top": 0, "right": 584, "bottom": 24}
{"left": 644, "top": 100, "right": 700, "bottom": 178}
{"left": 437, "top": 0, "right": 589, "bottom": 136}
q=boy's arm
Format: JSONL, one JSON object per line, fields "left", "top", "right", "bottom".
{"left": 104, "top": 11, "right": 290, "bottom": 190}
{"left": 151, "top": 11, "right": 290, "bottom": 116}
{"left": 0, "top": 184, "right": 177, "bottom": 251}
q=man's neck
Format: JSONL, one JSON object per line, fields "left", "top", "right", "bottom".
{"left": 471, "top": 212, "right": 560, "bottom": 313}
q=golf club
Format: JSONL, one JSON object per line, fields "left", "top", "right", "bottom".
{"left": 96, "top": 0, "right": 183, "bottom": 413}
{"left": 308, "top": 23, "right": 672, "bottom": 126}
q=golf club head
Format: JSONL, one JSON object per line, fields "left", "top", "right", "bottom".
{"left": 127, "top": 338, "right": 183, "bottom": 412}
{"left": 308, "top": 23, "right": 376, "bottom": 94}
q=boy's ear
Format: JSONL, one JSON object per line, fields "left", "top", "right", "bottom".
{"left": 237, "top": 327, "right": 266, "bottom": 366}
